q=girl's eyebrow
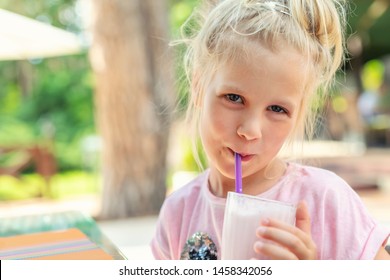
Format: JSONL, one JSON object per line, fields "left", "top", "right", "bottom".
{"left": 217, "top": 84, "right": 244, "bottom": 95}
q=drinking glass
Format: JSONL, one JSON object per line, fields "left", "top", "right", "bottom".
{"left": 221, "top": 192, "right": 296, "bottom": 260}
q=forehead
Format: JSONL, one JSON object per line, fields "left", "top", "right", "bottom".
{"left": 211, "top": 37, "right": 313, "bottom": 94}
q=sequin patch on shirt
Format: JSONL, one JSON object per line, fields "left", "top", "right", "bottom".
{"left": 180, "top": 231, "right": 218, "bottom": 260}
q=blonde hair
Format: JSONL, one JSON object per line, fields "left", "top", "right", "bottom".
{"left": 178, "top": 0, "right": 347, "bottom": 167}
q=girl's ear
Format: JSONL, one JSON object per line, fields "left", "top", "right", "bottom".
{"left": 191, "top": 71, "right": 203, "bottom": 107}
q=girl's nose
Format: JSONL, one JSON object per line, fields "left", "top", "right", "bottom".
{"left": 236, "top": 117, "right": 262, "bottom": 141}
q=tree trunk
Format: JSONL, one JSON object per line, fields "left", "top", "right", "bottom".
{"left": 89, "top": 0, "right": 174, "bottom": 219}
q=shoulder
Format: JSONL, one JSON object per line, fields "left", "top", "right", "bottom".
{"left": 284, "top": 162, "right": 363, "bottom": 209}
{"left": 286, "top": 163, "right": 387, "bottom": 259}
{"left": 284, "top": 163, "right": 382, "bottom": 221}
{"left": 288, "top": 162, "right": 352, "bottom": 194}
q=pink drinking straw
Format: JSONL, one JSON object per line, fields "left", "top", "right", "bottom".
{"left": 235, "top": 152, "right": 242, "bottom": 193}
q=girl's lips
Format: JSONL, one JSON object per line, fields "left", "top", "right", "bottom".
{"left": 240, "top": 154, "right": 254, "bottom": 162}
{"left": 228, "top": 148, "right": 254, "bottom": 162}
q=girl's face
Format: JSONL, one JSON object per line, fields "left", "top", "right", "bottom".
{"left": 199, "top": 42, "right": 310, "bottom": 194}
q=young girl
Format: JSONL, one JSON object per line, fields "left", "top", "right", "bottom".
{"left": 151, "top": 0, "right": 390, "bottom": 259}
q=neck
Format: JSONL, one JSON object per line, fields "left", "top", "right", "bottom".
{"left": 208, "top": 159, "right": 287, "bottom": 198}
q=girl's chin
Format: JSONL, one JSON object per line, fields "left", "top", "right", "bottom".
{"left": 210, "top": 164, "right": 235, "bottom": 180}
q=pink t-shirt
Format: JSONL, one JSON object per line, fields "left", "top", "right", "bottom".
{"left": 151, "top": 163, "right": 389, "bottom": 259}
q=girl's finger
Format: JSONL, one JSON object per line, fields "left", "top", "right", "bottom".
{"left": 260, "top": 217, "right": 313, "bottom": 249}
{"left": 256, "top": 226, "right": 309, "bottom": 259}
{"left": 295, "top": 201, "right": 311, "bottom": 236}
{"left": 253, "top": 240, "right": 298, "bottom": 260}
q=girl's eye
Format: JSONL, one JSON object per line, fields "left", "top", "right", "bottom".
{"left": 225, "top": 94, "right": 243, "bottom": 104}
{"left": 268, "top": 105, "right": 288, "bottom": 114}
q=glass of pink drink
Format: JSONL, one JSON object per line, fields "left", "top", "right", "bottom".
{"left": 221, "top": 192, "right": 296, "bottom": 260}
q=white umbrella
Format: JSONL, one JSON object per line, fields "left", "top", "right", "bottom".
{"left": 0, "top": 9, "right": 83, "bottom": 61}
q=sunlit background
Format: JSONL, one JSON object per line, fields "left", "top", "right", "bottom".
{"left": 0, "top": 0, "right": 390, "bottom": 259}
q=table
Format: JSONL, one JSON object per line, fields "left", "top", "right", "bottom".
{"left": 0, "top": 210, "right": 126, "bottom": 260}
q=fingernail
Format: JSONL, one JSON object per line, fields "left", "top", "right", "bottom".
{"left": 254, "top": 241, "right": 263, "bottom": 251}
{"left": 261, "top": 218, "right": 270, "bottom": 225}
{"left": 256, "top": 227, "right": 266, "bottom": 236}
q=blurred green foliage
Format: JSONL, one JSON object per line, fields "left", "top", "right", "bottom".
{"left": 361, "top": 59, "right": 384, "bottom": 91}
{"left": 0, "top": 171, "right": 99, "bottom": 200}
{"left": 169, "top": 0, "right": 199, "bottom": 114}
{"left": 0, "top": 56, "right": 95, "bottom": 171}
{"left": 169, "top": 0, "right": 210, "bottom": 173}
{"left": 0, "top": 0, "right": 93, "bottom": 171}
{"left": 170, "top": 0, "right": 199, "bottom": 34}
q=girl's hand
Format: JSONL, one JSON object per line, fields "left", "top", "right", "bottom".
{"left": 253, "top": 201, "right": 317, "bottom": 260}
